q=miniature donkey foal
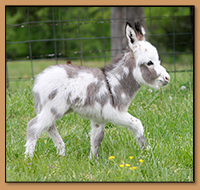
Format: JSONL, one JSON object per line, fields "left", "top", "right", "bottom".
{"left": 25, "top": 22, "right": 170, "bottom": 159}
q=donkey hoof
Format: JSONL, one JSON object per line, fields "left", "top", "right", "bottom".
{"left": 57, "top": 149, "right": 65, "bottom": 156}
{"left": 138, "top": 135, "right": 147, "bottom": 150}
{"left": 24, "top": 151, "right": 34, "bottom": 159}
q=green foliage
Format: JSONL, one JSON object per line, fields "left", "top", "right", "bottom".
{"left": 6, "top": 7, "right": 193, "bottom": 63}
{"left": 6, "top": 7, "right": 111, "bottom": 60}
{"left": 144, "top": 7, "right": 193, "bottom": 54}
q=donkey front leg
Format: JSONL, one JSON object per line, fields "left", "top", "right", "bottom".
{"left": 90, "top": 121, "right": 105, "bottom": 160}
{"left": 109, "top": 112, "right": 148, "bottom": 150}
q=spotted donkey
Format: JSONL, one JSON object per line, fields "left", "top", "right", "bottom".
{"left": 25, "top": 22, "right": 170, "bottom": 159}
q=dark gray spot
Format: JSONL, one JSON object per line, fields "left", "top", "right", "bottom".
{"left": 84, "top": 82, "right": 97, "bottom": 106}
{"left": 67, "top": 92, "right": 72, "bottom": 104}
{"left": 110, "top": 55, "right": 140, "bottom": 110}
{"left": 96, "top": 92, "right": 109, "bottom": 107}
{"left": 118, "top": 68, "right": 140, "bottom": 98}
{"left": 28, "top": 116, "right": 38, "bottom": 127}
{"left": 103, "top": 49, "right": 136, "bottom": 73}
{"left": 140, "top": 64, "right": 159, "bottom": 85}
{"left": 27, "top": 116, "right": 38, "bottom": 140}
{"left": 95, "top": 127, "right": 104, "bottom": 146}
{"left": 74, "top": 97, "right": 80, "bottom": 104}
{"left": 93, "top": 127, "right": 104, "bottom": 159}
{"left": 66, "top": 67, "right": 78, "bottom": 78}
{"left": 60, "top": 64, "right": 105, "bottom": 80}
{"left": 124, "top": 52, "right": 136, "bottom": 68}
{"left": 138, "top": 135, "right": 147, "bottom": 150}
{"left": 101, "top": 51, "right": 141, "bottom": 110}
{"left": 84, "top": 81, "right": 109, "bottom": 107}
{"left": 95, "top": 70, "right": 106, "bottom": 82}
{"left": 48, "top": 89, "right": 58, "bottom": 100}
{"left": 47, "top": 125, "right": 55, "bottom": 132}
{"left": 59, "top": 64, "right": 110, "bottom": 107}
{"left": 34, "top": 92, "right": 42, "bottom": 113}
{"left": 68, "top": 96, "right": 81, "bottom": 106}
{"left": 59, "top": 64, "right": 79, "bottom": 78}
{"left": 50, "top": 107, "right": 58, "bottom": 116}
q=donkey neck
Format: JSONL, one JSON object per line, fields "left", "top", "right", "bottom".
{"left": 104, "top": 51, "right": 141, "bottom": 110}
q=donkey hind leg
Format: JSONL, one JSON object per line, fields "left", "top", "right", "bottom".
{"left": 25, "top": 109, "right": 57, "bottom": 158}
{"left": 90, "top": 121, "right": 105, "bottom": 160}
{"left": 47, "top": 125, "right": 65, "bottom": 156}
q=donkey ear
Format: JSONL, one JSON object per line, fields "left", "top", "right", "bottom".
{"left": 125, "top": 22, "right": 137, "bottom": 46}
{"left": 134, "top": 22, "right": 146, "bottom": 41}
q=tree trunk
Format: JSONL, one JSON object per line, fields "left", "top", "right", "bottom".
{"left": 111, "top": 7, "right": 147, "bottom": 57}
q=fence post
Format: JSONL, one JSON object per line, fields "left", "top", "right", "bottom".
{"left": 52, "top": 7, "right": 58, "bottom": 64}
{"left": 28, "top": 7, "right": 34, "bottom": 81}
{"left": 101, "top": 7, "right": 107, "bottom": 67}
{"left": 6, "top": 60, "right": 9, "bottom": 89}
{"left": 172, "top": 7, "right": 176, "bottom": 84}
{"left": 77, "top": 7, "right": 83, "bottom": 66}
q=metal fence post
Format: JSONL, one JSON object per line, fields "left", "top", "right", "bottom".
{"left": 172, "top": 7, "right": 176, "bottom": 84}
{"left": 101, "top": 7, "right": 107, "bottom": 67}
{"left": 6, "top": 60, "right": 9, "bottom": 89}
{"left": 77, "top": 7, "right": 83, "bottom": 66}
{"left": 52, "top": 7, "right": 58, "bottom": 64}
{"left": 28, "top": 7, "right": 34, "bottom": 80}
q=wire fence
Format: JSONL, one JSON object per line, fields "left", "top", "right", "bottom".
{"left": 6, "top": 6, "right": 194, "bottom": 89}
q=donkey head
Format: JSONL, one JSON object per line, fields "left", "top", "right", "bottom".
{"left": 125, "top": 22, "right": 170, "bottom": 89}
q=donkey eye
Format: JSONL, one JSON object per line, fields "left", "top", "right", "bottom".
{"left": 147, "top": 61, "right": 154, "bottom": 66}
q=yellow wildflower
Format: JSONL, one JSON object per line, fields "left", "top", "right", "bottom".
{"left": 129, "top": 156, "right": 134, "bottom": 159}
{"left": 119, "top": 164, "right": 124, "bottom": 168}
{"left": 108, "top": 156, "right": 115, "bottom": 160}
{"left": 139, "top": 159, "right": 144, "bottom": 163}
{"left": 125, "top": 164, "right": 130, "bottom": 167}
{"left": 130, "top": 166, "right": 137, "bottom": 170}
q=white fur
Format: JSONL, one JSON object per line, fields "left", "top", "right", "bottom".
{"left": 107, "top": 72, "right": 119, "bottom": 87}
{"left": 123, "top": 66, "right": 130, "bottom": 76}
{"left": 121, "top": 93, "right": 126, "bottom": 99}
{"left": 25, "top": 22, "right": 170, "bottom": 159}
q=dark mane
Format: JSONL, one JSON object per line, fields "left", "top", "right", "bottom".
{"left": 101, "top": 48, "right": 131, "bottom": 73}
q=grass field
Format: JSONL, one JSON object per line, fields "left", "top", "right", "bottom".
{"left": 6, "top": 60, "right": 193, "bottom": 182}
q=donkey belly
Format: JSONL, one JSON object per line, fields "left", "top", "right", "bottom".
{"left": 71, "top": 102, "right": 105, "bottom": 123}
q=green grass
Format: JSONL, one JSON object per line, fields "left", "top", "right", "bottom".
{"left": 6, "top": 61, "right": 193, "bottom": 182}
{"left": 6, "top": 59, "right": 106, "bottom": 91}
{"left": 6, "top": 54, "right": 193, "bottom": 90}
